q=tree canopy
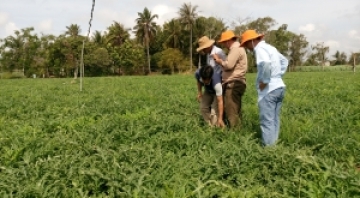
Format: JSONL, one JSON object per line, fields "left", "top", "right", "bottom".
{"left": 0, "top": 4, "right": 357, "bottom": 78}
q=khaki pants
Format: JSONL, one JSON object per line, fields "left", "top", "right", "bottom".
{"left": 223, "top": 81, "right": 246, "bottom": 128}
{"left": 200, "top": 91, "right": 218, "bottom": 126}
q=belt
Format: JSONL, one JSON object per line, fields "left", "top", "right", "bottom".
{"left": 223, "top": 79, "right": 246, "bottom": 89}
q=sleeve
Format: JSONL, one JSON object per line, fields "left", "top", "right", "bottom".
{"left": 218, "top": 49, "right": 227, "bottom": 61}
{"left": 258, "top": 62, "right": 271, "bottom": 83}
{"left": 279, "top": 52, "right": 288, "bottom": 76}
{"left": 195, "top": 71, "right": 200, "bottom": 82}
{"left": 214, "top": 83, "right": 223, "bottom": 96}
{"left": 255, "top": 48, "right": 271, "bottom": 83}
{"left": 221, "top": 48, "right": 240, "bottom": 71}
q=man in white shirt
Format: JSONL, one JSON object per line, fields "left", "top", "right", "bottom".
{"left": 240, "top": 30, "right": 288, "bottom": 146}
{"left": 196, "top": 36, "right": 226, "bottom": 74}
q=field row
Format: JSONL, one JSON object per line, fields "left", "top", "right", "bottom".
{"left": 0, "top": 72, "right": 359, "bottom": 197}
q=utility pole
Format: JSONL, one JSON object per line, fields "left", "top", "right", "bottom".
{"left": 353, "top": 53, "right": 356, "bottom": 73}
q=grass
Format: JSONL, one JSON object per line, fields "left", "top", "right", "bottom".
{"left": 293, "top": 65, "right": 357, "bottom": 72}
{"left": 0, "top": 72, "right": 359, "bottom": 197}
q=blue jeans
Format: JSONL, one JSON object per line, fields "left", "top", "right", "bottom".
{"left": 258, "top": 87, "right": 286, "bottom": 146}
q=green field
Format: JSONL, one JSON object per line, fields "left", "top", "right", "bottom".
{"left": 0, "top": 72, "right": 360, "bottom": 197}
{"left": 293, "top": 65, "right": 356, "bottom": 72}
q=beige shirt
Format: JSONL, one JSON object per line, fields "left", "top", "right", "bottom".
{"left": 220, "top": 41, "right": 248, "bottom": 84}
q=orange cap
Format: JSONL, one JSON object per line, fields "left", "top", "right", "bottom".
{"left": 240, "top": 30, "right": 264, "bottom": 46}
{"left": 217, "top": 30, "right": 238, "bottom": 43}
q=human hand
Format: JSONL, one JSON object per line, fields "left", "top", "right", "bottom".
{"left": 259, "top": 82, "right": 267, "bottom": 91}
{"left": 212, "top": 54, "right": 222, "bottom": 64}
{"left": 197, "top": 92, "right": 202, "bottom": 102}
{"left": 212, "top": 54, "right": 219, "bottom": 60}
{"left": 216, "top": 119, "right": 225, "bottom": 128}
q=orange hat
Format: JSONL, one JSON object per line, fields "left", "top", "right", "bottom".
{"left": 217, "top": 30, "right": 238, "bottom": 43}
{"left": 240, "top": 30, "right": 264, "bottom": 46}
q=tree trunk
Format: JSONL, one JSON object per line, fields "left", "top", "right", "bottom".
{"left": 353, "top": 54, "right": 356, "bottom": 73}
{"left": 74, "top": 59, "right": 78, "bottom": 79}
{"left": 145, "top": 26, "right": 151, "bottom": 75}
{"left": 81, "top": 58, "right": 84, "bottom": 78}
{"left": 147, "top": 40, "right": 150, "bottom": 74}
{"left": 190, "top": 25, "right": 193, "bottom": 72}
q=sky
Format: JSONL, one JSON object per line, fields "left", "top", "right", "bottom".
{"left": 1, "top": 0, "right": 359, "bottom": 57}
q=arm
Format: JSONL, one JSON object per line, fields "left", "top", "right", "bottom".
{"left": 255, "top": 48, "right": 271, "bottom": 90}
{"left": 197, "top": 81, "right": 203, "bottom": 102}
{"left": 279, "top": 52, "right": 288, "bottom": 76}
{"left": 215, "top": 48, "right": 241, "bottom": 71}
{"left": 221, "top": 48, "right": 240, "bottom": 70}
{"left": 258, "top": 61, "right": 271, "bottom": 84}
{"left": 214, "top": 83, "right": 225, "bottom": 127}
{"left": 216, "top": 95, "right": 225, "bottom": 127}
{"left": 258, "top": 61, "right": 271, "bottom": 91}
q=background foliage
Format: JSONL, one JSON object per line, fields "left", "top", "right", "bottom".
{"left": 1, "top": 3, "right": 359, "bottom": 77}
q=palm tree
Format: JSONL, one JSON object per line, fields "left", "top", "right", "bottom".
{"left": 39, "top": 34, "right": 56, "bottom": 77}
{"left": 92, "top": 30, "right": 106, "bottom": 46}
{"left": 133, "top": 7, "right": 158, "bottom": 74}
{"left": 64, "top": 24, "right": 82, "bottom": 79}
{"left": 106, "top": 21, "right": 130, "bottom": 47}
{"left": 1, "top": 28, "right": 41, "bottom": 76}
{"left": 178, "top": 2, "right": 199, "bottom": 71}
{"left": 65, "top": 24, "right": 81, "bottom": 37}
{"left": 332, "top": 50, "right": 348, "bottom": 66}
{"left": 163, "top": 19, "right": 183, "bottom": 49}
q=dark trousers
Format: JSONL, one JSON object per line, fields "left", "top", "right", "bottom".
{"left": 223, "top": 81, "right": 246, "bottom": 128}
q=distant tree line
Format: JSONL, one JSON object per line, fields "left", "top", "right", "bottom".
{"left": 0, "top": 2, "right": 359, "bottom": 78}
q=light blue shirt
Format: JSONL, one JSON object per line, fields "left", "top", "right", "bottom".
{"left": 254, "top": 41, "right": 288, "bottom": 102}
{"left": 207, "top": 45, "right": 226, "bottom": 74}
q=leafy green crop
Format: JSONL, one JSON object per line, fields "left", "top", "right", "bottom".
{"left": 0, "top": 72, "right": 359, "bottom": 197}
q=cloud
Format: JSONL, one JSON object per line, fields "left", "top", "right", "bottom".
{"left": 325, "top": 40, "right": 340, "bottom": 49}
{"left": 37, "top": 19, "right": 52, "bottom": 32}
{"left": 0, "top": 12, "right": 8, "bottom": 25}
{"left": 348, "top": 30, "right": 360, "bottom": 40}
{"left": 5, "top": 22, "right": 18, "bottom": 35}
{"left": 151, "top": 4, "right": 177, "bottom": 25}
{"left": 96, "top": 8, "right": 135, "bottom": 29}
{"left": 299, "top": 23, "right": 315, "bottom": 32}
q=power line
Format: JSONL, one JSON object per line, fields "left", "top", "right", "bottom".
{"left": 80, "top": 0, "right": 95, "bottom": 91}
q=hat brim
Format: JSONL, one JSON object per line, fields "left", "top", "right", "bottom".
{"left": 240, "top": 34, "right": 264, "bottom": 47}
{"left": 217, "top": 35, "right": 239, "bottom": 43}
{"left": 196, "top": 40, "right": 215, "bottom": 52}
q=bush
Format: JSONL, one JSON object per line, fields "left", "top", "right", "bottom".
{"left": 0, "top": 72, "right": 25, "bottom": 79}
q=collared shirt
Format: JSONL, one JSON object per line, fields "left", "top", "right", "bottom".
{"left": 207, "top": 46, "right": 226, "bottom": 74}
{"left": 254, "top": 41, "right": 288, "bottom": 102}
{"left": 219, "top": 41, "right": 248, "bottom": 84}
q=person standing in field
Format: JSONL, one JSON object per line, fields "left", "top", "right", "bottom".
{"left": 196, "top": 36, "right": 227, "bottom": 123}
{"left": 240, "top": 29, "right": 288, "bottom": 146}
{"left": 196, "top": 36, "right": 227, "bottom": 74}
{"left": 212, "top": 30, "right": 248, "bottom": 128}
{"left": 195, "top": 65, "right": 225, "bottom": 128}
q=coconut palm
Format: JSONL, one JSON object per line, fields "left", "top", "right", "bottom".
{"left": 91, "top": 30, "right": 106, "bottom": 47}
{"left": 133, "top": 7, "right": 158, "bottom": 74}
{"left": 65, "top": 24, "right": 81, "bottom": 37}
{"left": 178, "top": 2, "right": 199, "bottom": 71}
{"left": 106, "top": 21, "right": 130, "bottom": 47}
{"left": 163, "top": 19, "right": 183, "bottom": 49}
